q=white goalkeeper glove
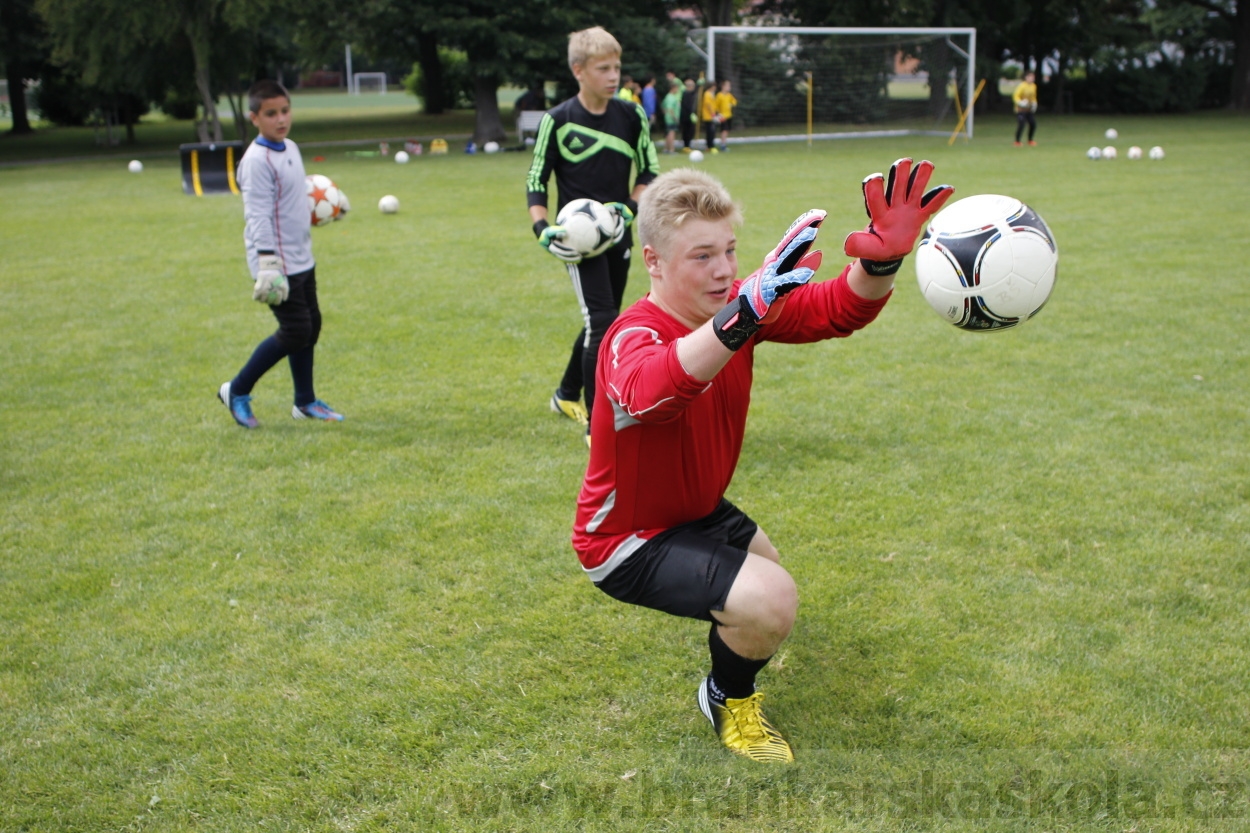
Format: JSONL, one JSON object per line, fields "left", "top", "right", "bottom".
{"left": 253, "top": 253, "right": 289, "bottom": 305}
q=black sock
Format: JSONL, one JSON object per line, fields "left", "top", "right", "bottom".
{"left": 288, "top": 346, "right": 316, "bottom": 408}
{"left": 232, "top": 335, "right": 288, "bottom": 397}
{"left": 708, "top": 624, "right": 771, "bottom": 702}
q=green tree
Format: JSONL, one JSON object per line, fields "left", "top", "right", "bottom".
{"left": 1162, "top": 0, "right": 1247, "bottom": 108}
{"left": 39, "top": 0, "right": 286, "bottom": 142}
{"left": 0, "top": 0, "right": 45, "bottom": 134}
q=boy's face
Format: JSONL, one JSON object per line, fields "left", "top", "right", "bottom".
{"left": 573, "top": 52, "right": 621, "bottom": 104}
{"left": 250, "top": 96, "right": 292, "bottom": 143}
{"left": 645, "top": 217, "right": 739, "bottom": 328}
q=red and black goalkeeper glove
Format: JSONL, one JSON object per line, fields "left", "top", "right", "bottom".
{"left": 843, "top": 158, "right": 954, "bottom": 277}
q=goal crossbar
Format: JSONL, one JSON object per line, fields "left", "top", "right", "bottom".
{"left": 701, "top": 25, "right": 978, "bottom": 141}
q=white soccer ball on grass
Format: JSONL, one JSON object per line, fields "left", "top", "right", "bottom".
{"left": 555, "top": 198, "right": 618, "bottom": 259}
{"left": 1127, "top": 146, "right": 1143, "bottom": 160}
{"left": 128, "top": 159, "right": 143, "bottom": 173}
{"left": 914, "top": 194, "right": 1058, "bottom": 333}
{"left": 378, "top": 195, "right": 400, "bottom": 214}
{"left": 483, "top": 141, "right": 501, "bottom": 153}
{"left": 1105, "top": 128, "right": 1118, "bottom": 140}
{"left": 1086, "top": 146, "right": 1102, "bottom": 160}
{"left": 689, "top": 150, "right": 704, "bottom": 163}
{"left": 394, "top": 151, "right": 410, "bottom": 164}
{"left": 1149, "top": 146, "right": 1165, "bottom": 160}
{"left": 1102, "top": 145, "right": 1117, "bottom": 160}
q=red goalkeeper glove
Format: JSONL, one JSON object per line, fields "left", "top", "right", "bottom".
{"left": 843, "top": 158, "right": 954, "bottom": 277}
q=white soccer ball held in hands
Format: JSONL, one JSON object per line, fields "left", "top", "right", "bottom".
{"left": 555, "top": 198, "right": 617, "bottom": 259}
{"left": 914, "top": 194, "right": 1057, "bottom": 333}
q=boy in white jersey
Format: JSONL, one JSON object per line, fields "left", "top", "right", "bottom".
{"left": 217, "top": 79, "right": 344, "bottom": 428}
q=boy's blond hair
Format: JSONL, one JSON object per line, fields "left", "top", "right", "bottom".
{"left": 568, "top": 26, "right": 621, "bottom": 70}
{"left": 637, "top": 168, "right": 743, "bottom": 257}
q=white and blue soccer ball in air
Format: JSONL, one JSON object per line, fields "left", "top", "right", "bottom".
{"left": 914, "top": 194, "right": 1058, "bottom": 332}
{"left": 556, "top": 199, "right": 617, "bottom": 258}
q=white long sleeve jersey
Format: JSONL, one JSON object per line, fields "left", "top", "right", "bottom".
{"left": 237, "top": 138, "right": 314, "bottom": 278}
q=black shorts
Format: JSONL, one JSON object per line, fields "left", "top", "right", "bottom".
{"left": 594, "top": 499, "right": 758, "bottom": 622}
{"left": 719, "top": 117, "right": 734, "bottom": 132}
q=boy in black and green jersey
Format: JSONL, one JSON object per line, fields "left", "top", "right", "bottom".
{"left": 526, "top": 26, "right": 660, "bottom": 445}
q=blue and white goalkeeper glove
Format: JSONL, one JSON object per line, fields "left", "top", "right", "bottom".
{"left": 712, "top": 209, "right": 826, "bottom": 350}
{"left": 253, "top": 253, "right": 289, "bottom": 306}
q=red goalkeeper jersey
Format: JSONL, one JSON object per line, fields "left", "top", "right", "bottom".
{"left": 573, "top": 266, "right": 890, "bottom": 580}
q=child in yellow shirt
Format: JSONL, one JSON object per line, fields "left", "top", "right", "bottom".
{"left": 700, "top": 82, "right": 718, "bottom": 151}
{"left": 1012, "top": 71, "right": 1038, "bottom": 146}
{"left": 713, "top": 79, "right": 737, "bottom": 152}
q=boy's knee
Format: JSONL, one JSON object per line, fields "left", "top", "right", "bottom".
{"left": 764, "top": 572, "right": 798, "bottom": 636}
{"left": 738, "top": 565, "right": 798, "bottom": 641}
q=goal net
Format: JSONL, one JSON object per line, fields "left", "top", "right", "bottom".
{"left": 352, "top": 72, "right": 389, "bottom": 95}
{"left": 691, "top": 26, "right": 977, "bottom": 145}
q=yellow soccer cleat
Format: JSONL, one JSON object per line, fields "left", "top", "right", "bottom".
{"left": 697, "top": 678, "right": 794, "bottom": 763}
{"left": 550, "top": 392, "right": 588, "bottom": 426}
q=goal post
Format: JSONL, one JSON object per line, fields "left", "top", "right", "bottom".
{"left": 694, "top": 26, "right": 977, "bottom": 145}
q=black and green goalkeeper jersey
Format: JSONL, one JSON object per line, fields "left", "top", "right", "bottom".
{"left": 525, "top": 96, "right": 659, "bottom": 212}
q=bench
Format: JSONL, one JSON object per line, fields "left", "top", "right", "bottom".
{"left": 516, "top": 110, "right": 545, "bottom": 143}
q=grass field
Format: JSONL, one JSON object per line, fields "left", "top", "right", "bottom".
{"left": 2, "top": 112, "right": 1250, "bottom": 832}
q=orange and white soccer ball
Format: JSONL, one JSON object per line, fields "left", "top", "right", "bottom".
{"left": 306, "top": 174, "right": 350, "bottom": 227}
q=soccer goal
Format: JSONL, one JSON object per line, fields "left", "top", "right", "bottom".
{"left": 690, "top": 26, "right": 977, "bottom": 145}
{"left": 352, "top": 72, "right": 388, "bottom": 95}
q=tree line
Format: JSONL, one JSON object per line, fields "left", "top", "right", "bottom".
{"left": 1, "top": 0, "right": 1244, "bottom": 142}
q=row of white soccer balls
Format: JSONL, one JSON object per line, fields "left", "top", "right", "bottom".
{"left": 1088, "top": 145, "right": 1165, "bottom": 160}
{"left": 390, "top": 141, "right": 501, "bottom": 164}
